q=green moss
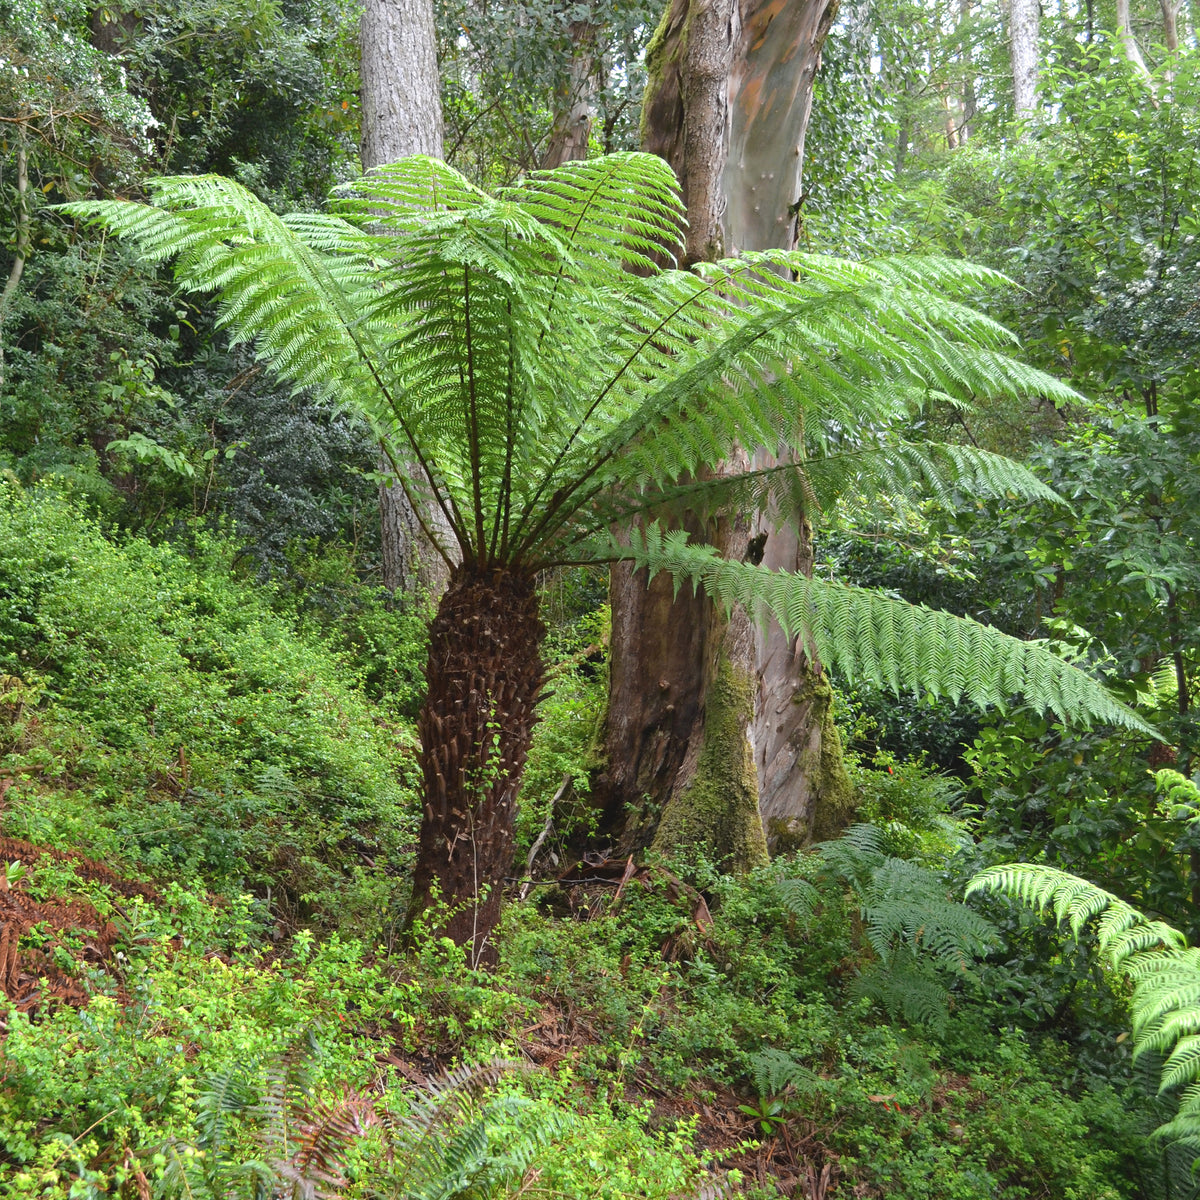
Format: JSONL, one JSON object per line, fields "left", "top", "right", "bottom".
{"left": 651, "top": 660, "right": 769, "bottom": 873}
{"left": 764, "top": 672, "right": 857, "bottom": 854}
{"left": 802, "top": 673, "right": 856, "bottom": 844}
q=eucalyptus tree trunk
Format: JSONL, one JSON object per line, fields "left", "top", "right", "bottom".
{"left": 1010, "top": 0, "right": 1039, "bottom": 125}
{"left": 360, "top": 0, "right": 454, "bottom": 596}
{"left": 1115, "top": 0, "right": 1154, "bottom": 85}
{"left": 0, "top": 136, "right": 29, "bottom": 392}
{"left": 602, "top": 0, "right": 851, "bottom": 867}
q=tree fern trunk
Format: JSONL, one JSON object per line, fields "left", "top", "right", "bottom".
{"left": 406, "top": 568, "right": 545, "bottom": 966}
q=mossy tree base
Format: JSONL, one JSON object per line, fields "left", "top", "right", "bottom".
{"left": 650, "top": 660, "right": 769, "bottom": 873}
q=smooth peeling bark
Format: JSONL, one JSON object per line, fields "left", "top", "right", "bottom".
{"left": 751, "top": 467, "right": 853, "bottom": 852}
{"left": 610, "top": 0, "right": 849, "bottom": 866}
{"left": 1010, "top": 0, "right": 1039, "bottom": 124}
{"left": 722, "top": 0, "right": 840, "bottom": 255}
{"left": 406, "top": 567, "right": 545, "bottom": 966}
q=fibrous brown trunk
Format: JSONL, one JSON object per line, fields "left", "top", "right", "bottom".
{"left": 603, "top": 0, "right": 847, "bottom": 865}
{"left": 406, "top": 568, "right": 545, "bottom": 966}
{"left": 360, "top": 0, "right": 454, "bottom": 596}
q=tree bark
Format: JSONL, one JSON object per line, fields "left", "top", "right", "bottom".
{"left": 360, "top": 0, "right": 454, "bottom": 596}
{"left": 0, "top": 137, "right": 29, "bottom": 392}
{"left": 1010, "top": 0, "right": 1039, "bottom": 126}
{"left": 406, "top": 567, "right": 545, "bottom": 966}
{"left": 543, "top": 22, "right": 598, "bottom": 168}
{"left": 361, "top": 0, "right": 443, "bottom": 167}
{"left": 602, "top": 0, "right": 848, "bottom": 867}
{"left": 1115, "top": 0, "right": 1153, "bottom": 85}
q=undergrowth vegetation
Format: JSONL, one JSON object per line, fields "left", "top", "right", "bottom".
{"left": 0, "top": 484, "right": 1183, "bottom": 1200}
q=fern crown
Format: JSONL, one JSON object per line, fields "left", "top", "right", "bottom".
{"left": 64, "top": 153, "right": 1151, "bottom": 733}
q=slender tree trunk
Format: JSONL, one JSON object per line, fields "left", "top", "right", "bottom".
{"left": 361, "top": 0, "right": 442, "bottom": 167}
{"left": 360, "top": 0, "right": 454, "bottom": 596}
{"left": 1010, "top": 0, "right": 1039, "bottom": 126}
{"left": 406, "top": 567, "right": 545, "bottom": 966}
{"left": 1115, "top": 0, "right": 1154, "bottom": 85}
{"left": 959, "top": 0, "right": 977, "bottom": 143}
{"left": 0, "top": 136, "right": 30, "bottom": 392}
{"left": 543, "top": 22, "right": 597, "bottom": 168}
{"left": 603, "top": 0, "right": 848, "bottom": 866}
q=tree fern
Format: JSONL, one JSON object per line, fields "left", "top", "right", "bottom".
{"left": 64, "top": 152, "right": 1153, "bottom": 953}
{"left": 968, "top": 863, "right": 1200, "bottom": 1153}
{"left": 64, "top": 157, "right": 1153, "bottom": 722}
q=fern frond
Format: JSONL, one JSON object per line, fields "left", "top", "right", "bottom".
{"left": 197, "top": 1066, "right": 257, "bottom": 1155}
{"left": 969, "top": 861, "right": 1200, "bottom": 1151}
{"left": 774, "top": 876, "right": 821, "bottom": 922}
{"left": 622, "top": 527, "right": 1154, "bottom": 734}
{"left": 1156, "top": 769, "right": 1200, "bottom": 823}
{"left": 748, "top": 1048, "right": 824, "bottom": 1098}
{"left": 852, "top": 957, "right": 950, "bottom": 1033}
{"left": 277, "top": 1091, "right": 378, "bottom": 1200}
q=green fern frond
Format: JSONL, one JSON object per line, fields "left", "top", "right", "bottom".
{"left": 774, "top": 876, "right": 821, "bottom": 922}
{"left": 851, "top": 956, "right": 950, "bottom": 1033}
{"left": 748, "top": 1048, "right": 824, "bottom": 1098}
{"left": 969, "top": 861, "right": 1200, "bottom": 1152}
{"left": 622, "top": 527, "right": 1153, "bottom": 734}
{"left": 864, "top": 859, "right": 998, "bottom": 970}
{"left": 197, "top": 1066, "right": 257, "bottom": 1155}
{"left": 1157, "top": 769, "right": 1200, "bottom": 822}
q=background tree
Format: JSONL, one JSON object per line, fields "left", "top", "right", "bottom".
{"left": 603, "top": 0, "right": 850, "bottom": 864}
{"left": 360, "top": 0, "right": 456, "bottom": 596}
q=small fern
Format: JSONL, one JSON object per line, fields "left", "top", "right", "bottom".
{"left": 161, "top": 1053, "right": 567, "bottom": 1200}
{"left": 748, "top": 1047, "right": 825, "bottom": 1099}
{"left": 777, "top": 825, "right": 998, "bottom": 1032}
{"left": 1157, "top": 769, "right": 1200, "bottom": 823}
{"left": 852, "top": 954, "right": 957, "bottom": 1033}
{"left": 968, "top": 863, "right": 1200, "bottom": 1154}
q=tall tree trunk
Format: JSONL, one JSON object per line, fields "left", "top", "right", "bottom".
{"left": 543, "top": 22, "right": 598, "bottom": 168}
{"left": 360, "top": 0, "right": 454, "bottom": 596}
{"left": 0, "top": 136, "right": 29, "bottom": 392}
{"left": 1115, "top": 0, "right": 1154, "bottom": 85}
{"left": 406, "top": 567, "right": 545, "bottom": 966}
{"left": 959, "top": 0, "right": 977, "bottom": 143}
{"left": 1010, "top": 0, "right": 1039, "bottom": 126}
{"left": 602, "top": 0, "right": 848, "bottom": 867}
{"left": 361, "top": 0, "right": 443, "bottom": 167}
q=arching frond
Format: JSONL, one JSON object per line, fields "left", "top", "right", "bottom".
{"left": 63, "top": 154, "right": 1147, "bottom": 735}
{"left": 968, "top": 862, "right": 1200, "bottom": 1151}
{"left": 620, "top": 527, "right": 1153, "bottom": 734}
